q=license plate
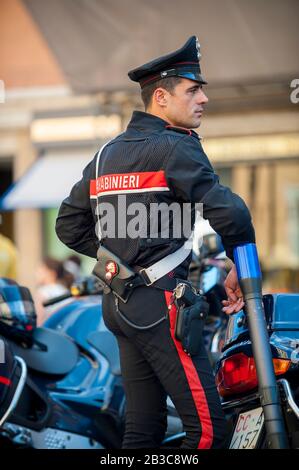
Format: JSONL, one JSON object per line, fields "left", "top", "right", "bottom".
{"left": 229, "top": 407, "right": 264, "bottom": 449}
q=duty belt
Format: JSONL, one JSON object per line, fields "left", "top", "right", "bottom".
{"left": 92, "top": 243, "right": 192, "bottom": 303}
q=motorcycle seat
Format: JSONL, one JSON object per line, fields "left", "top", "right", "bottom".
{"left": 87, "top": 331, "right": 121, "bottom": 376}
{"left": 10, "top": 327, "right": 79, "bottom": 375}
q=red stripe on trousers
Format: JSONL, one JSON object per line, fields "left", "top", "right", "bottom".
{"left": 164, "top": 291, "right": 213, "bottom": 449}
{"left": 0, "top": 376, "right": 11, "bottom": 386}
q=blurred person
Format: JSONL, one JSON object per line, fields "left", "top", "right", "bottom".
{"left": 35, "top": 256, "right": 73, "bottom": 325}
{"left": 0, "top": 215, "right": 17, "bottom": 280}
{"left": 63, "top": 254, "right": 82, "bottom": 282}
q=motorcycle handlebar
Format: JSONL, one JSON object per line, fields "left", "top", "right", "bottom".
{"left": 43, "top": 293, "right": 72, "bottom": 307}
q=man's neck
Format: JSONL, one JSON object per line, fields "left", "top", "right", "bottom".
{"left": 145, "top": 108, "right": 172, "bottom": 125}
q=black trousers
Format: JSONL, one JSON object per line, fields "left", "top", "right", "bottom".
{"left": 102, "top": 285, "right": 228, "bottom": 449}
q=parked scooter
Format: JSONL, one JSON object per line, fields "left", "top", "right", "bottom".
{"left": 215, "top": 244, "right": 299, "bottom": 449}
{"left": 0, "top": 278, "right": 183, "bottom": 448}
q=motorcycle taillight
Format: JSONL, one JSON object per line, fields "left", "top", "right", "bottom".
{"left": 216, "top": 352, "right": 290, "bottom": 398}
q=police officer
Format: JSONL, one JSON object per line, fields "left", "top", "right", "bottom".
{"left": 56, "top": 36, "right": 255, "bottom": 448}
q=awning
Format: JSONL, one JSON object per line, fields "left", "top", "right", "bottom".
{"left": 21, "top": 0, "right": 299, "bottom": 92}
{"left": 0, "top": 150, "right": 93, "bottom": 210}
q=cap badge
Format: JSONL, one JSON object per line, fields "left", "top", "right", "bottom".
{"left": 195, "top": 37, "right": 201, "bottom": 60}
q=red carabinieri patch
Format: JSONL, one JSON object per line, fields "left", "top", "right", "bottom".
{"left": 90, "top": 170, "right": 169, "bottom": 197}
{"left": 165, "top": 124, "right": 192, "bottom": 136}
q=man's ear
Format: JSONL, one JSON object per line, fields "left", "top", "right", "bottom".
{"left": 153, "top": 87, "right": 169, "bottom": 108}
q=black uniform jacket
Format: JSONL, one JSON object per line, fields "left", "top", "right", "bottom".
{"left": 56, "top": 111, "right": 255, "bottom": 278}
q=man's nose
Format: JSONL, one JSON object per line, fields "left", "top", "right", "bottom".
{"left": 198, "top": 90, "right": 208, "bottom": 104}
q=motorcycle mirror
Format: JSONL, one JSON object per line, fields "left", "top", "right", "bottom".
{"left": 199, "top": 233, "right": 224, "bottom": 259}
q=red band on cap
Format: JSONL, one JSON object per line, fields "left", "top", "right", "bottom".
{"left": 140, "top": 74, "right": 161, "bottom": 87}
{"left": 140, "top": 62, "right": 199, "bottom": 88}
{"left": 90, "top": 170, "right": 169, "bottom": 197}
{"left": 172, "top": 61, "right": 199, "bottom": 66}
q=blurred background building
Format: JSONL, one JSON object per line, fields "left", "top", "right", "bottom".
{"left": 0, "top": 0, "right": 299, "bottom": 293}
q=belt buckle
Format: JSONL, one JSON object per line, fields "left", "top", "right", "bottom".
{"left": 139, "top": 268, "right": 154, "bottom": 287}
{"left": 173, "top": 282, "right": 186, "bottom": 299}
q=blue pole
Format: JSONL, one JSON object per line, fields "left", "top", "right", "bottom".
{"left": 234, "top": 243, "right": 288, "bottom": 449}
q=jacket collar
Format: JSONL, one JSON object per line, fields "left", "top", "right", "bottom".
{"left": 127, "top": 110, "right": 200, "bottom": 139}
{"left": 127, "top": 111, "right": 170, "bottom": 133}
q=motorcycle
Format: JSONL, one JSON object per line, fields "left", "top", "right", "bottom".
{"left": 0, "top": 277, "right": 183, "bottom": 448}
{"left": 189, "top": 232, "right": 229, "bottom": 367}
{"left": 215, "top": 246, "right": 299, "bottom": 449}
{"left": 0, "top": 235, "right": 233, "bottom": 449}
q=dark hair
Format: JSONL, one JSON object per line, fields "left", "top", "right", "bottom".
{"left": 141, "top": 77, "right": 182, "bottom": 109}
{"left": 43, "top": 257, "right": 74, "bottom": 289}
{"left": 66, "top": 255, "right": 82, "bottom": 268}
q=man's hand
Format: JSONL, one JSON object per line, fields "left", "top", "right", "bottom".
{"left": 222, "top": 264, "right": 245, "bottom": 315}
